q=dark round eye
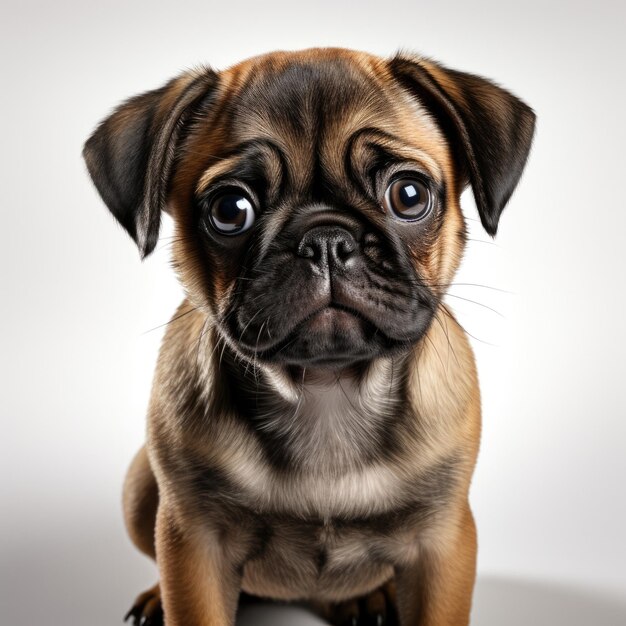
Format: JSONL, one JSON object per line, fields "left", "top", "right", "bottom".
{"left": 208, "top": 192, "right": 256, "bottom": 235}
{"left": 383, "top": 178, "right": 432, "bottom": 221}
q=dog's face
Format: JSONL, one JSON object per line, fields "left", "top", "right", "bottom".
{"left": 176, "top": 51, "right": 457, "bottom": 367}
{"left": 84, "top": 49, "right": 535, "bottom": 369}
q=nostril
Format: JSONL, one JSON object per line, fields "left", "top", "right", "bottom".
{"left": 297, "top": 238, "right": 326, "bottom": 265}
{"left": 297, "top": 226, "right": 357, "bottom": 268}
{"left": 336, "top": 238, "right": 356, "bottom": 260}
{"left": 298, "top": 243, "right": 316, "bottom": 259}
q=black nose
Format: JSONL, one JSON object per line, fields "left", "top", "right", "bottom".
{"left": 297, "top": 226, "right": 357, "bottom": 270}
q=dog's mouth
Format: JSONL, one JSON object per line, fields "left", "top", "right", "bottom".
{"left": 305, "top": 304, "right": 367, "bottom": 333}
{"left": 227, "top": 297, "right": 433, "bottom": 367}
{"left": 260, "top": 303, "right": 376, "bottom": 365}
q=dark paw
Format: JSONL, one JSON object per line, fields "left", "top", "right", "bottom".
{"left": 361, "top": 587, "right": 397, "bottom": 626}
{"left": 124, "top": 584, "right": 163, "bottom": 626}
{"left": 329, "top": 581, "right": 399, "bottom": 626}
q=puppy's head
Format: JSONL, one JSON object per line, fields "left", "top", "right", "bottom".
{"left": 84, "top": 48, "right": 535, "bottom": 369}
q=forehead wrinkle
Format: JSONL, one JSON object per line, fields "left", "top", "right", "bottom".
{"left": 340, "top": 76, "right": 451, "bottom": 187}
{"left": 195, "top": 141, "right": 285, "bottom": 201}
{"left": 228, "top": 56, "right": 396, "bottom": 191}
{"left": 196, "top": 156, "right": 241, "bottom": 194}
{"left": 318, "top": 105, "right": 394, "bottom": 178}
{"left": 365, "top": 140, "right": 444, "bottom": 182}
{"left": 196, "top": 52, "right": 450, "bottom": 198}
{"left": 231, "top": 116, "right": 312, "bottom": 194}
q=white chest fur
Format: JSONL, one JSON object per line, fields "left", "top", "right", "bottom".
{"left": 220, "top": 360, "right": 414, "bottom": 519}
{"left": 266, "top": 375, "right": 384, "bottom": 469}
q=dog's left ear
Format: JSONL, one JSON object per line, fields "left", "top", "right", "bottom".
{"left": 388, "top": 54, "right": 536, "bottom": 236}
{"left": 83, "top": 68, "right": 218, "bottom": 258}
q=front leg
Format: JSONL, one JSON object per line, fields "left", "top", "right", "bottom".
{"left": 156, "top": 503, "right": 242, "bottom": 626}
{"left": 395, "top": 504, "right": 477, "bottom": 626}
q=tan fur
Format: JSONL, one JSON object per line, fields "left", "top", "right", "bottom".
{"left": 124, "top": 300, "right": 480, "bottom": 624}
{"left": 97, "top": 47, "right": 535, "bottom": 626}
{"left": 126, "top": 49, "right": 480, "bottom": 626}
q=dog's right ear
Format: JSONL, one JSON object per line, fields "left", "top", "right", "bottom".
{"left": 83, "top": 68, "right": 218, "bottom": 258}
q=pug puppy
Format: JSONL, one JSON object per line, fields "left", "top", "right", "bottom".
{"left": 83, "top": 48, "right": 535, "bottom": 626}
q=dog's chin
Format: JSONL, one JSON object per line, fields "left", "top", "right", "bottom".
{"left": 269, "top": 306, "right": 378, "bottom": 366}
{"left": 235, "top": 305, "right": 428, "bottom": 368}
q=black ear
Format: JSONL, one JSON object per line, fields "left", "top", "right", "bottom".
{"left": 82, "top": 68, "right": 218, "bottom": 258}
{"left": 388, "top": 54, "right": 536, "bottom": 236}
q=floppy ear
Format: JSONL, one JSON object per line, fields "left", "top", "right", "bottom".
{"left": 388, "top": 54, "right": 536, "bottom": 236}
{"left": 82, "top": 68, "right": 218, "bottom": 258}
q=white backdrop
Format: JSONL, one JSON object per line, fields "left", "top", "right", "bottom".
{"left": 2, "top": 1, "right": 625, "bottom": 624}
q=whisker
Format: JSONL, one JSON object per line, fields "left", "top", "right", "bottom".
{"left": 142, "top": 306, "right": 199, "bottom": 335}
{"left": 423, "top": 332, "right": 447, "bottom": 373}
{"left": 466, "top": 237, "right": 499, "bottom": 247}
{"left": 443, "top": 294, "right": 504, "bottom": 318}
{"left": 438, "top": 305, "right": 497, "bottom": 347}
{"left": 432, "top": 308, "right": 460, "bottom": 367}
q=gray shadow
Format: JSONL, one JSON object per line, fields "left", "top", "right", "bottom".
{"left": 472, "top": 576, "right": 626, "bottom": 626}
{"left": 238, "top": 602, "right": 328, "bottom": 626}
{"left": 1, "top": 525, "right": 625, "bottom": 625}
{"left": 237, "top": 579, "right": 626, "bottom": 626}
